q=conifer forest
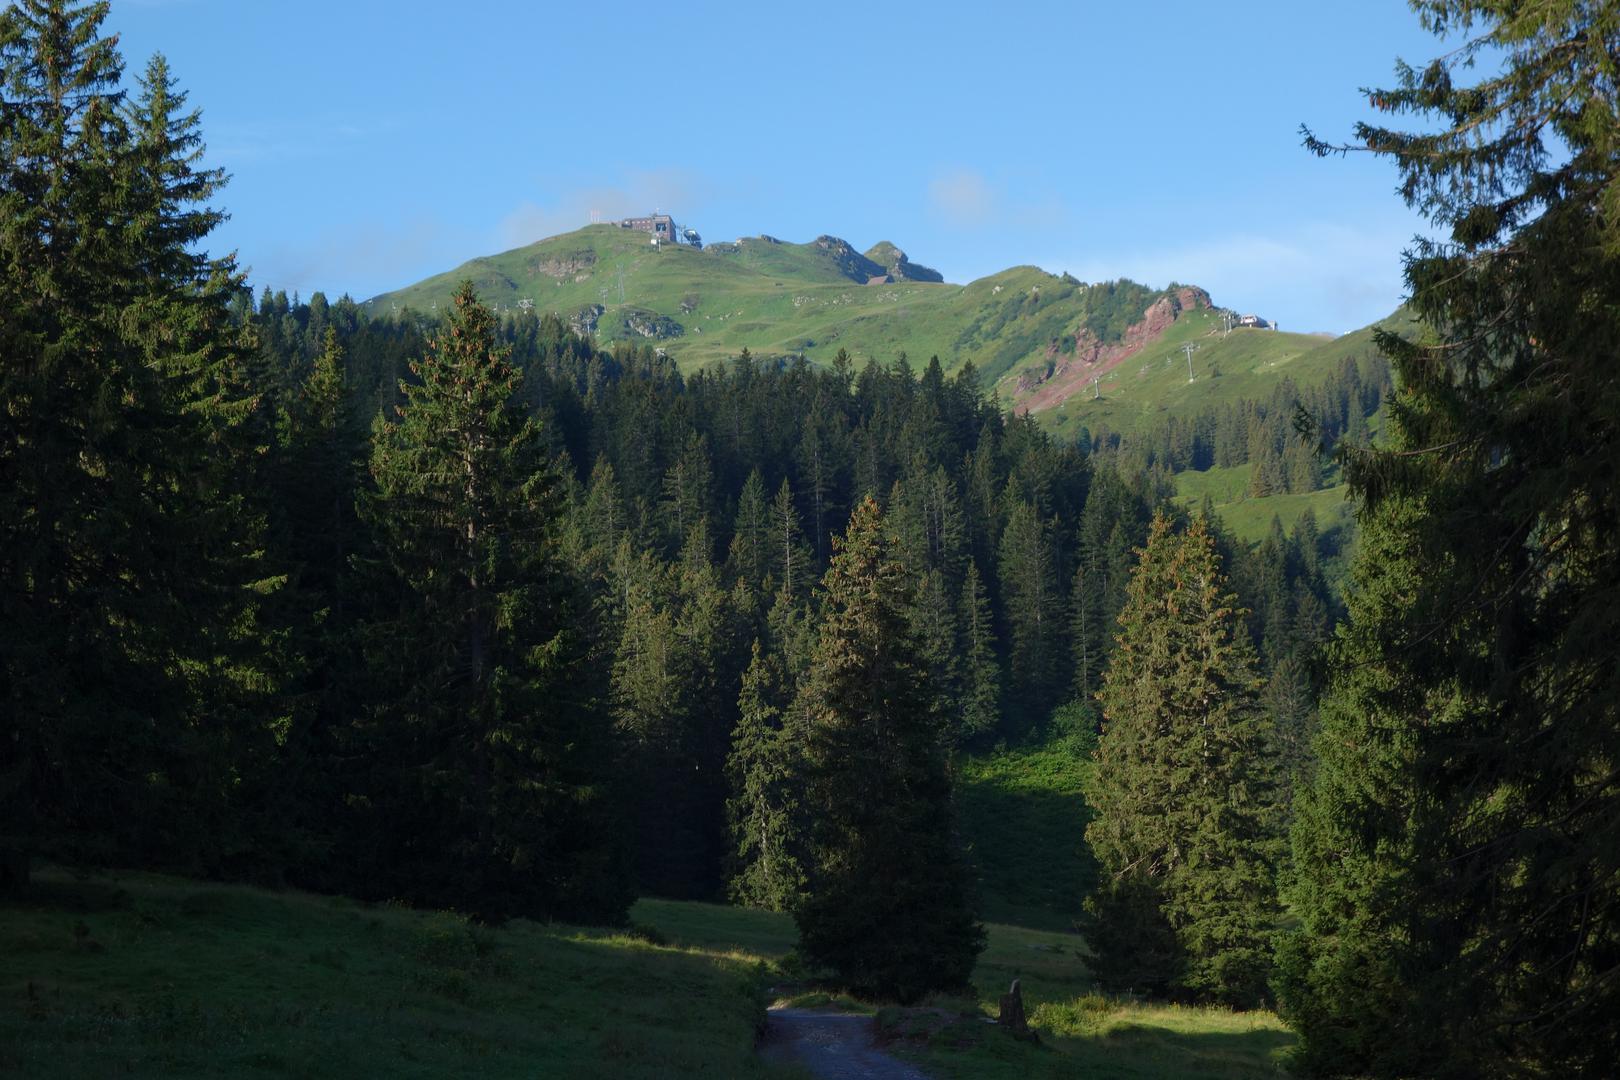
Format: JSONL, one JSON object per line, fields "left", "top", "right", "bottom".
{"left": 2, "top": 2, "right": 1617, "bottom": 1077}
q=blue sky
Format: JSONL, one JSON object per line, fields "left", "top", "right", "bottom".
{"left": 109, "top": 0, "right": 1447, "bottom": 334}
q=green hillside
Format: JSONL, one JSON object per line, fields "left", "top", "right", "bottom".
{"left": 368, "top": 221, "right": 1399, "bottom": 567}
{"left": 370, "top": 224, "right": 1410, "bottom": 433}
{"left": 1176, "top": 462, "right": 1356, "bottom": 543}
{"left": 368, "top": 225, "right": 1114, "bottom": 384}
{"left": 1037, "top": 307, "right": 1417, "bottom": 438}
{"left": 1036, "top": 319, "right": 1328, "bottom": 431}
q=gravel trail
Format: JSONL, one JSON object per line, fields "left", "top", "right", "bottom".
{"left": 757, "top": 1006, "right": 931, "bottom": 1080}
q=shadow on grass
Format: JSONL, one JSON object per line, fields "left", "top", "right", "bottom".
{"left": 0, "top": 876, "right": 134, "bottom": 915}
{"left": 1087, "top": 1020, "right": 1295, "bottom": 1053}
{"left": 1052, "top": 1022, "right": 1296, "bottom": 1079}
{"left": 2, "top": 869, "right": 796, "bottom": 1080}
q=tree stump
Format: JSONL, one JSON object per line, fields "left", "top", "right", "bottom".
{"left": 998, "top": 979, "right": 1038, "bottom": 1042}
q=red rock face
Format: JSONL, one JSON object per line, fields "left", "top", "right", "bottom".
{"left": 1175, "top": 286, "right": 1213, "bottom": 312}
{"left": 1015, "top": 288, "right": 1210, "bottom": 414}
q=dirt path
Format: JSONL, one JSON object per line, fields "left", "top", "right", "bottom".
{"left": 757, "top": 1006, "right": 931, "bottom": 1080}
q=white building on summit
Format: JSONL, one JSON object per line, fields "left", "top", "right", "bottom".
{"left": 618, "top": 214, "right": 701, "bottom": 249}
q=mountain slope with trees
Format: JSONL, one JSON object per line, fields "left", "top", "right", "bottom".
{"left": 365, "top": 222, "right": 1398, "bottom": 426}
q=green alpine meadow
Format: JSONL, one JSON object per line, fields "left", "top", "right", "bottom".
{"left": 3, "top": 1, "right": 1617, "bottom": 1077}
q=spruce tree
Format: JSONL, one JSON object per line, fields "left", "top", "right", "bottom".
{"left": 358, "top": 281, "right": 629, "bottom": 921}
{"left": 1069, "top": 562, "right": 1101, "bottom": 703}
{"left": 726, "top": 467, "right": 772, "bottom": 588}
{"left": 795, "top": 392, "right": 849, "bottom": 561}
{"left": 1264, "top": 654, "right": 1316, "bottom": 820}
{"left": 725, "top": 641, "right": 806, "bottom": 910}
{"left": 906, "top": 567, "right": 960, "bottom": 739}
{"left": 1072, "top": 466, "right": 1147, "bottom": 702}
{"left": 1284, "top": 5, "right": 1620, "bottom": 1074}
{"left": 998, "top": 487, "right": 1061, "bottom": 734}
{"left": 956, "top": 559, "right": 1002, "bottom": 746}
{"left": 659, "top": 432, "right": 714, "bottom": 555}
{"left": 563, "top": 454, "right": 627, "bottom": 581}
{"left": 889, "top": 466, "right": 969, "bottom": 735}
{"left": 770, "top": 476, "right": 813, "bottom": 598}
{"left": 674, "top": 535, "right": 750, "bottom": 898}
{"left": 608, "top": 555, "right": 693, "bottom": 895}
{"left": 264, "top": 326, "right": 367, "bottom": 878}
{"left": 794, "top": 496, "right": 984, "bottom": 1002}
{"left": 1, "top": 4, "right": 267, "bottom": 883}
{"left": 1086, "top": 513, "right": 1280, "bottom": 1006}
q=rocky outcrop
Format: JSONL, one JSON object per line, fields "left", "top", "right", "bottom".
{"left": 568, "top": 304, "right": 604, "bottom": 336}
{"left": 1017, "top": 286, "right": 1213, "bottom": 414}
{"left": 813, "top": 235, "right": 888, "bottom": 284}
{"left": 531, "top": 249, "right": 596, "bottom": 281}
{"left": 1016, "top": 361, "right": 1055, "bottom": 393}
{"left": 622, "top": 308, "right": 683, "bottom": 339}
{"left": 865, "top": 241, "right": 945, "bottom": 283}
{"left": 1173, "top": 285, "right": 1212, "bottom": 312}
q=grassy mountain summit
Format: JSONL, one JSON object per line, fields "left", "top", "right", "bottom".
{"left": 862, "top": 240, "right": 944, "bottom": 282}
{"left": 367, "top": 223, "right": 1393, "bottom": 421}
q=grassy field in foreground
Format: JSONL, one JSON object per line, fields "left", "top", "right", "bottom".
{"left": 3, "top": 867, "right": 1294, "bottom": 1079}
{"left": 635, "top": 896, "right": 1295, "bottom": 1079}
{"left": 0, "top": 869, "right": 796, "bottom": 1079}
{"left": 882, "top": 996, "right": 1295, "bottom": 1080}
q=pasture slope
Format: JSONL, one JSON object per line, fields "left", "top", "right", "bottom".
{"left": 4, "top": 753, "right": 1293, "bottom": 1079}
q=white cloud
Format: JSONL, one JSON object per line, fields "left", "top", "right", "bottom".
{"left": 927, "top": 169, "right": 997, "bottom": 228}
{"left": 241, "top": 217, "right": 471, "bottom": 302}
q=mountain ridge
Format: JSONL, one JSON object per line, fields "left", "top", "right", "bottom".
{"left": 366, "top": 223, "right": 1393, "bottom": 422}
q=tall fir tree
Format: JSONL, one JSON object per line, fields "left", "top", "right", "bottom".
{"left": 1086, "top": 514, "right": 1281, "bottom": 1006}
{"left": 659, "top": 432, "right": 714, "bottom": 557}
{"left": 726, "top": 466, "right": 773, "bottom": 588}
{"left": 1069, "top": 562, "right": 1101, "bottom": 704}
{"left": 795, "top": 390, "right": 849, "bottom": 562}
{"left": 1, "top": 4, "right": 267, "bottom": 885}
{"left": 564, "top": 454, "right": 627, "bottom": 582}
{"left": 263, "top": 325, "right": 368, "bottom": 880}
{"left": 793, "top": 496, "right": 984, "bottom": 1001}
{"left": 770, "top": 476, "right": 813, "bottom": 599}
{"left": 956, "top": 559, "right": 1002, "bottom": 747}
{"left": 725, "top": 641, "right": 806, "bottom": 910}
{"left": 356, "top": 281, "right": 629, "bottom": 921}
{"left": 997, "top": 487, "right": 1062, "bottom": 734}
{"left": 1284, "top": 5, "right": 1620, "bottom": 1075}
{"left": 608, "top": 555, "right": 692, "bottom": 894}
